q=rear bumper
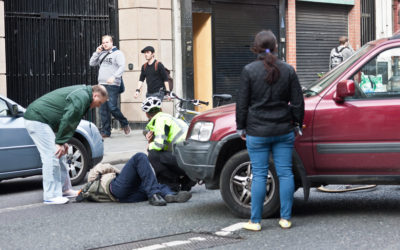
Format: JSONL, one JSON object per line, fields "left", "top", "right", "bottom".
{"left": 174, "top": 140, "right": 219, "bottom": 182}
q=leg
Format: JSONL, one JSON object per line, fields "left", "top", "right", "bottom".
{"left": 110, "top": 153, "right": 171, "bottom": 202}
{"left": 59, "top": 155, "right": 72, "bottom": 191}
{"left": 271, "top": 132, "right": 295, "bottom": 220}
{"left": 100, "top": 98, "right": 111, "bottom": 136}
{"left": 246, "top": 135, "right": 271, "bottom": 223}
{"left": 25, "top": 120, "right": 64, "bottom": 201}
{"left": 148, "top": 150, "right": 181, "bottom": 192}
{"left": 106, "top": 85, "right": 129, "bottom": 128}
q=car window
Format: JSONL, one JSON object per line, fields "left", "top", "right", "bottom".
{"left": 349, "top": 47, "right": 400, "bottom": 99}
{"left": 0, "top": 99, "right": 9, "bottom": 116}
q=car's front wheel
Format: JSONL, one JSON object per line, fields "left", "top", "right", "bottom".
{"left": 220, "top": 150, "right": 280, "bottom": 218}
{"left": 64, "top": 137, "right": 89, "bottom": 185}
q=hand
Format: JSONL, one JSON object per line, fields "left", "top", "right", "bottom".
{"left": 106, "top": 76, "right": 115, "bottom": 84}
{"left": 134, "top": 91, "right": 139, "bottom": 99}
{"left": 166, "top": 94, "right": 171, "bottom": 101}
{"left": 96, "top": 45, "right": 103, "bottom": 53}
{"left": 145, "top": 131, "right": 154, "bottom": 142}
{"left": 55, "top": 144, "right": 66, "bottom": 159}
{"left": 63, "top": 143, "right": 69, "bottom": 153}
{"left": 240, "top": 134, "right": 246, "bottom": 141}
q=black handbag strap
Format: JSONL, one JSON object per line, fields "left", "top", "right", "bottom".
{"left": 99, "top": 47, "right": 119, "bottom": 65}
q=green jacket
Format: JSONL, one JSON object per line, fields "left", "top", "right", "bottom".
{"left": 24, "top": 85, "right": 93, "bottom": 144}
{"left": 145, "top": 112, "right": 188, "bottom": 151}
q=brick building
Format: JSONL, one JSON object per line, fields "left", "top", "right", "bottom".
{"left": 0, "top": 0, "right": 398, "bottom": 126}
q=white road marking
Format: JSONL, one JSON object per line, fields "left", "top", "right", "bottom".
{"left": 0, "top": 203, "right": 44, "bottom": 214}
{"left": 215, "top": 222, "right": 245, "bottom": 236}
{"left": 133, "top": 237, "right": 207, "bottom": 250}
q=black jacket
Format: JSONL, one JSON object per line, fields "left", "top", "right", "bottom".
{"left": 236, "top": 59, "right": 304, "bottom": 137}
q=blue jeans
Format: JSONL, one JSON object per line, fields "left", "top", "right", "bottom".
{"left": 100, "top": 85, "right": 129, "bottom": 136}
{"left": 110, "top": 153, "right": 173, "bottom": 203}
{"left": 246, "top": 132, "right": 295, "bottom": 222}
{"left": 24, "top": 119, "right": 72, "bottom": 201}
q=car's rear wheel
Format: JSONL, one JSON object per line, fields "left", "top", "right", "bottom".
{"left": 65, "top": 137, "right": 89, "bottom": 185}
{"left": 220, "top": 150, "right": 280, "bottom": 219}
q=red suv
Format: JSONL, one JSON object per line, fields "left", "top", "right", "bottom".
{"left": 174, "top": 33, "right": 400, "bottom": 218}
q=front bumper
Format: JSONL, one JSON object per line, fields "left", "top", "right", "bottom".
{"left": 174, "top": 140, "right": 219, "bottom": 182}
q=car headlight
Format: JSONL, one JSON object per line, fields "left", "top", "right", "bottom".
{"left": 189, "top": 121, "right": 214, "bottom": 141}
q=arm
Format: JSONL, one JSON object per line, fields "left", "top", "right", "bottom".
{"left": 236, "top": 67, "right": 251, "bottom": 132}
{"left": 289, "top": 68, "right": 305, "bottom": 126}
{"left": 55, "top": 100, "right": 86, "bottom": 144}
{"left": 89, "top": 46, "right": 104, "bottom": 66}
{"left": 158, "top": 63, "right": 170, "bottom": 92}
{"left": 134, "top": 66, "right": 146, "bottom": 98}
{"left": 107, "top": 51, "right": 125, "bottom": 84}
{"left": 113, "top": 51, "right": 125, "bottom": 78}
{"left": 148, "top": 118, "right": 167, "bottom": 151}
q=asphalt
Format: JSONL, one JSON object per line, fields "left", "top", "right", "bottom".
{"left": 102, "top": 128, "right": 148, "bottom": 165}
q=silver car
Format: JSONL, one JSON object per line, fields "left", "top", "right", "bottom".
{"left": 0, "top": 94, "right": 103, "bottom": 185}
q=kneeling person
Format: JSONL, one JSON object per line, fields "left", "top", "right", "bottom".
{"left": 142, "top": 97, "right": 196, "bottom": 192}
{"left": 78, "top": 153, "right": 191, "bottom": 205}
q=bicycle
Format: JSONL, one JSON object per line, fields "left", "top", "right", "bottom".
{"left": 169, "top": 92, "right": 209, "bottom": 124}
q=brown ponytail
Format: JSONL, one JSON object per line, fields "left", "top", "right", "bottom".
{"left": 251, "top": 30, "right": 280, "bottom": 84}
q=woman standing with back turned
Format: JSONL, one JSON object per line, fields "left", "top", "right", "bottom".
{"left": 236, "top": 30, "right": 304, "bottom": 231}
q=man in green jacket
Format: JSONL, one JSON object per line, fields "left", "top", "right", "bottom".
{"left": 24, "top": 85, "right": 108, "bottom": 204}
{"left": 141, "top": 96, "right": 196, "bottom": 192}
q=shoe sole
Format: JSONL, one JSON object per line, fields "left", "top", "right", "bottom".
{"left": 164, "top": 192, "right": 192, "bottom": 203}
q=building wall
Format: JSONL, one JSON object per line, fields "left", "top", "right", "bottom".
{"left": 0, "top": 0, "right": 6, "bottom": 96}
{"left": 286, "top": 0, "right": 360, "bottom": 70}
{"left": 375, "top": 0, "right": 393, "bottom": 39}
{"left": 118, "top": 0, "right": 173, "bottom": 123}
{"left": 348, "top": 0, "right": 361, "bottom": 50}
{"left": 286, "top": 0, "right": 297, "bottom": 69}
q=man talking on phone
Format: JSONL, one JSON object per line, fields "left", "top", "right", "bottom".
{"left": 89, "top": 35, "right": 131, "bottom": 138}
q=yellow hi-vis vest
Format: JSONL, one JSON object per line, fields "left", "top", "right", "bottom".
{"left": 145, "top": 112, "right": 188, "bottom": 151}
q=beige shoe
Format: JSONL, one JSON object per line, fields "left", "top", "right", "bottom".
{"left": 243, "top": 221, "right": 261, "bottom": 231}
{"left": 279, "top": 219, "right": 292, "bottom": 229}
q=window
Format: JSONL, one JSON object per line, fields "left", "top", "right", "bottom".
{"left": 0, "top": 99, "right": 9, "bottom": 116}
{"left": 350, "top": 47, "right": 400, "bottom": 99}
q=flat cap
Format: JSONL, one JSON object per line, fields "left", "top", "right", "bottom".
{"left": 141, "top": 46, "right": 155, "bottom": 53}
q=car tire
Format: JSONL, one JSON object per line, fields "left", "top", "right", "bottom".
{"left": 220, "top": 149, "right": 280, "bottom": 219}
{"left": 65, "top": 137, "right": 89, "bottom": 185}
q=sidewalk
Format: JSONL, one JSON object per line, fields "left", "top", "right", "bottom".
{"left": 102, "top": 129, "right": 147, "bottom": 165}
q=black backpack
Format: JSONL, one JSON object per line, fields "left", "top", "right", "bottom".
{"left": 143, "top": 60, "right": 173, "bottom": 91}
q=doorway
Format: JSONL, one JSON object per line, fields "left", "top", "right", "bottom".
{"left": 193, "top": 13, "right": 213, "bottom": 111}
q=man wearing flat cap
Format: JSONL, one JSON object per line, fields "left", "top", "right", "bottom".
{"left": 134, "top": 46, "right": 170, "bottom": 100}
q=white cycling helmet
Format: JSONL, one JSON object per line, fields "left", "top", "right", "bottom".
{"left": 141, "top": 96, "right": 162, "bottom": 113}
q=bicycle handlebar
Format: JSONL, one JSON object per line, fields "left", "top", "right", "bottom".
{"left": 160, "top": 89, "right": 208, "bottom": 106}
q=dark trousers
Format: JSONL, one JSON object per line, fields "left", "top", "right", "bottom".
{"left": 148, "top": 150, "right": 190, "bottom": 192}
{"left": 100, "top": 85, "right": 129, "bottom": 136}
{"left": 110, "top": 153, "right": 173, "bottom": 203}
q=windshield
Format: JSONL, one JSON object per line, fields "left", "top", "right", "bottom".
{"left": 304, "top": 44, "right": 374, "bottom": 97}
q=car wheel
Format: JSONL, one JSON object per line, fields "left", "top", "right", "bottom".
{"left": 220, "top": 150, "right": 280, "bottom": 219}
{"left": 65, "top": 137, "right": 89, "bottom": 185}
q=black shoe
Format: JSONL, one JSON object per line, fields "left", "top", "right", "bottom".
{"left": 148, "top": 194, "right": 167, "bottom": 206}
{"left": 180, "top": 178, "right": 197, "bottom": 192}
{"left": 164, "top": 191, "right": 192, "bottom": 203}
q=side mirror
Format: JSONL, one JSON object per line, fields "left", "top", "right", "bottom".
{"left": 333, "top": 80, "right": 355, "bottom": 103}
{"left": 10, "top": 104, "right": 19, "bottom": 117}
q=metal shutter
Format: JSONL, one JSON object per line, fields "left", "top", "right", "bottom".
{"left": 213, "top": 1, "right": 279, "bottom": 102}
{"left": 296, "top": 2, "right": 350, "bottom": 87}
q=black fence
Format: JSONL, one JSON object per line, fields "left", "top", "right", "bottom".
{"left": 361, "top": 0, "right": 375, "bottom": 45}
{"left": 5, "top": 0, "right": 118, "bottom": 109}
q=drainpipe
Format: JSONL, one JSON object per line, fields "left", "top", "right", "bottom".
{"left": 172, "top": 0, "right": 183, "bottom": 99}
